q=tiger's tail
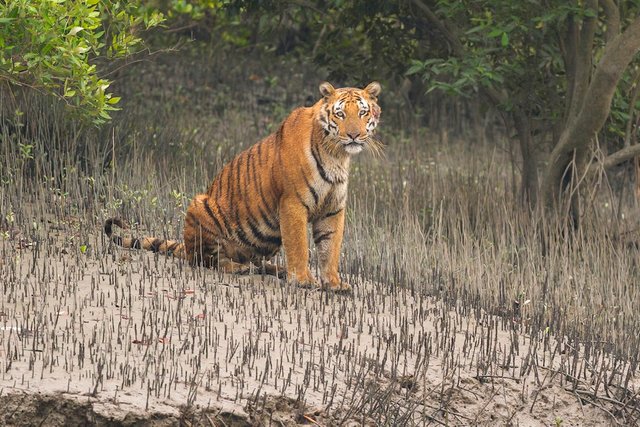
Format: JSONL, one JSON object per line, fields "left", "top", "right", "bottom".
{"left": 104, "top": 218, "right": 185, "bottom": 258}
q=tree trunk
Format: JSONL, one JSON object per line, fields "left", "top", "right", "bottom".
{"left": 541, "top": 14, "right": 640, "bottom": 213}
{"left": 513, "top": 108, "right": 538, "bottom": 204}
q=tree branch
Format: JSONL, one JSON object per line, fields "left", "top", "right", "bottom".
{"left": 572, "top": 14, "right": 640, "bottom": 149}
{"left": 624, "top": 66, "right": 640, "bottom": 147}
{"left": 561, "top": 13, "right": 578, "bottom": 127}
{"left": 410, "top": 0, "right": 465, "bottom": 57}
{"left": 543, "top": 13, "right": 640, "bottom": 205}
{"left": 600, "top": 0, "right": 621, "bottom": 44}
{"left": 589, "top": 144, "right": 640, "bottom": 174}
{"left": 568, "top": 0, "right": 598, "bottom": 122}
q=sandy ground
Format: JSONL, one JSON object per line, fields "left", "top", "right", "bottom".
{"left": 0, "top": 220, "right": 636, "bottom": 426}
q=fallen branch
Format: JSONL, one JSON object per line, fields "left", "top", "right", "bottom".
{"left": 588, "top": 144, "right": 640, "bottom": 175}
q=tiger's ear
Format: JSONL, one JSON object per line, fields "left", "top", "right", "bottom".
{"left": 364, "top": 81, "right": 381, "bottom": 98}
{"left": 319, "top": 82, "right": 335, "bottom": 98}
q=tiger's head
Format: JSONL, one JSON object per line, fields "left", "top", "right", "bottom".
{"left": 318, "top": 81, "right": 382, "bottom": 155}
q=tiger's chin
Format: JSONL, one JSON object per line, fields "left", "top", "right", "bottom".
{"left": 342, "top": 141, "right": 364, "bottom": 155}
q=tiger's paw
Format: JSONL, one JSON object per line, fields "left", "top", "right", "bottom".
{"left": 322, "top": 281, "right": 352, "bottom": 294}
{"left": 295, "top": 280, "right": 321, "bottom": 290}
{"left": 321, "top": 275, "right": 352, "bottom": 294}
{"left": 287, "top": 271, "right": 320, "bottom": 290}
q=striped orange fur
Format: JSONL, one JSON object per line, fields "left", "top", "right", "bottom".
{"left": 105, "top": 81, "right": 382, "bottom": 291}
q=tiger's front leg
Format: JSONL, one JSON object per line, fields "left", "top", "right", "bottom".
{"left": 280, "top": 197, "right": 319, "bottom": 288}
{"left": 312, "top": 209, "right": 351, "bottom": 292}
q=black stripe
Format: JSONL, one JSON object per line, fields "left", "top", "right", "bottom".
{"left": 150, "top": 239, "right": 163, "bottom": 252}
{"left": 257, "top": 141, "right": 263, "bottom": 165}
{"left": 235, "top": 155, "right": 243, "bottom": 200}
{"left": 244, "top": 204, "right": 263, "bottom": 234}
{"left": 263, "top": 139, "right": 271, "bottom": 162}
{"left": 113, "top": 236, "right": 123, "bottom": 246}
{"left": 253, "top": 163, "right": 280, "bottom": 230}
{"left": 214, "top": 170, "right": 223, "bottom": 198}
{"left": 250, "top": 146, "right": 259, "bottom": 180}
{"left": 324, "top": 208, "right": 343, "bottom": 219}
{"left": 194, "top": 217, "right": 219, "bottom": 238}
{"left": 244, "top": 200, "right": 279, "bottom": 243}
{"left": 279, "top": 122, "right": 285, "bottom": 140}
{"left": 216, "top": 207, "right": 233, "bottom": 238}
{"left": 131, "top": 238, "right": 141, "bottom": 249}
{"left": 311, "top": 144, "right": 333, "bottom": 184}
{"left": 276, "top": 147, "right": 284, "bottom": 171}
{"left": 235, "top": 223, "right": 254, "bottom": 248}
{"left": 231, "top": 206, "right": 254, "bottom": 248}
{"left": 242, "top": 148, "right": 257, "bottom": 221}
{"left": 295, "top": 191, "right": 311, "bottom": 215}
{"left": 185, "top": 212, "right": 197, "bottom": 227}
{"left": 104, "top": 221, "right": 114, "bottom": 237}
{"left": 314, "top": 231, "right": 334, "bottom": 245}
{"left": 250, "top": 153, "right": 277, "bottom": 230}
{"left": 301, "top": 169, "right": 319, "bottom": 206}
{"left": 257, "top": 204, "right": 278, "bottom": 231}
{"left": 253, "top": 158, "right": 274, "bottom": 213}
{"left": 246, "top": 217, "right": 282, "bottom": 247}
{"left": 260, "top": 140, "right": 281, "bottom": 205}
{"left": 246, "top": 146, "right": 253, "bottom": 180}
{"left": 203, "top": 199, "right": 225, "bottom": 234}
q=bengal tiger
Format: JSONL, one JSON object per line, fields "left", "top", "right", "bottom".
{"left": 105, "top": 81, "right": 382, "bottom": 291}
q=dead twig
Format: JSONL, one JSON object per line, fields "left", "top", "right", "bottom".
{"left": 302, "top": 414, "right": 323, "bottom": 426}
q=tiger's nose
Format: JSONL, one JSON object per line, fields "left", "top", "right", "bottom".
{"left": 347, "top": 131, "right": 360, "bottom": 141}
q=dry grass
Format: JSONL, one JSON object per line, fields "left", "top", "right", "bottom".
{"left": 0, "top": 49, "right": 639, "bottom": 425}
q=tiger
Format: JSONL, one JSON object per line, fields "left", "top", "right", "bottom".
{"left": 104, "top": 81, "right": 382, "bottom": 291}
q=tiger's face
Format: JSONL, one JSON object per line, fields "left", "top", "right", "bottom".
{"left": 318, "top": 82, "right": 382, "bottom": 155}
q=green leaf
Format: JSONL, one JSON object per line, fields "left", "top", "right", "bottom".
{"left": 405, "top": 60, "right": 424, "bottom": 76}
{"left": 67, "top": 26, "right": 84, "bottom": 36}
{"left": 72, "top": 46, "right": 90, "bottom": 54}
{"left": 584, "top": 8, "right": 597, "bottom": 18}
{"left": 465, "top": 26, "right": 484, "bottom": 35}
{"left": 501, "top": 32, "right": 509, "bottom": 47}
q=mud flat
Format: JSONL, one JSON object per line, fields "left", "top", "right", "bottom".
{"left": 0, "top": 225, "right": 634, "bottom": 426}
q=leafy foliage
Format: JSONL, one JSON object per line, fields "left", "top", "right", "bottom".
{"left": 2, "top": 0, "right": 640, "bottom": 166}
{"left": 0, "top": 0, "right": 163, "bottom": 124}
